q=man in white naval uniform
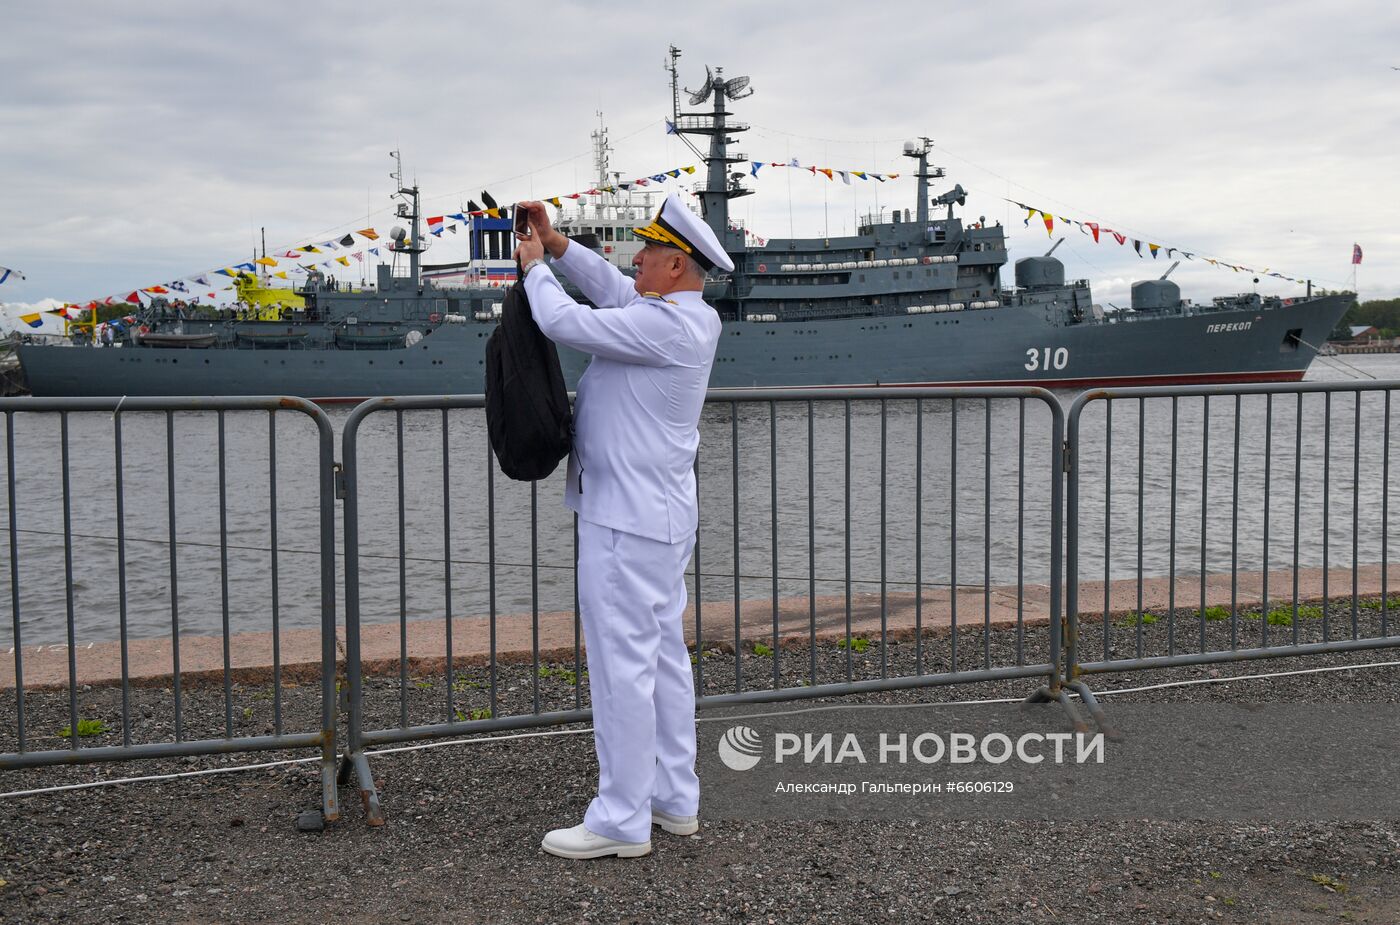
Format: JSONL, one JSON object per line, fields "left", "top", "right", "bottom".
{"left": 512, "top": 193, "right": 733, "bottom": 860}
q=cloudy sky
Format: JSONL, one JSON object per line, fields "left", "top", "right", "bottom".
{"left": 2, "top": 1, "right": 1397, "bottom": 313}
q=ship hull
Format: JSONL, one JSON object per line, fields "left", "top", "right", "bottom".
{"left": 16, "top": 295, "right": 1350, "bottom": 400}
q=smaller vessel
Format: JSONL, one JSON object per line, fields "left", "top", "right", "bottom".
{"left": 135, "top": 331, "right": 217, "bottom": 349}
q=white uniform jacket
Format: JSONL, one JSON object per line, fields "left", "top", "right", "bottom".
{"left": 522, "top": 242, "right": 721, "bottom": 544}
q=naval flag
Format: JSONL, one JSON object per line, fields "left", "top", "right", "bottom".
{"left": 0, "top": 266, "right": 24, "bottom": 285}
{"left": 1353, "top": 243, "right": 1364, "bottom": 265}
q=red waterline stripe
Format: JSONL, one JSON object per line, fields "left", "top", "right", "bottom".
{"left": 309, "top": 370, "right": 1308, "bottom": 403}
{"left": 712, "top": 370, "right": 1309, "bottom": 392}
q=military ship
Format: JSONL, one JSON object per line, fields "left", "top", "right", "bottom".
{"left": 17, "top": 53, "right": 1352, "bottom": 400}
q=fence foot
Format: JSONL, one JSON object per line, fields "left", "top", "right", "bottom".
{"left": 1067, "top": 680, "right": 1122, "bottom": 741}
{"left": 320, "top": 752, "right": 341, "bottom": 824}
{"left": 342, "top": 750, "right": 386, "bottom": 826}
{"left": 1021, "top": 685, "right": 1054, "bottom": 705}
{"left": 1053, "top": 686, "right": 1090, "bottom": 734}
{"left": 1021, "top": 684, "right": 1088, "bottom": 734}
{"left": 336, "top": 752, "right": 353, "bottom": 787}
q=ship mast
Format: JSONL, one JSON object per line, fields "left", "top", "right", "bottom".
{"left": 389, "top": 149, "right": 423, "bottom": 282}
{"left": 902, "top": 137, "right": 945, "bottom": 227}
{"left": 591, "top": 111, "right": 613, "bottom": 212}
{"left": 667, "top": 48, "right": 754, "bottom": 257}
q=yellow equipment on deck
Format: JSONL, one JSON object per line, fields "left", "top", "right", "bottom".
{"left": 234, "top": 272, "right": 306, "bottom": 320}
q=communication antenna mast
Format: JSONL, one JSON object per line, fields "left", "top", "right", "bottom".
{"left": 386, "top": 149, "right": 424, "bottom": 280}
{"left": 667, "top": 46, "right": 682, "bottom": 122}
{"left": 666, "top": 47, "right": 706, "bottom": 161}
{"left": 591, "top": 111, "right": 613, "bottom": 205}
{"left": 389, "top": 149, "right": 404, "bottom": 191}
{"left": 666, "top": 50, "right": 755, "bottom": 256}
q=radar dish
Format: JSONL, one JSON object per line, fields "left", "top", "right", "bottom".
{"left": 686, "top": 65, "right": 714, "bottom": 105}
{"left": 390, "top": 226, "right": 408, "bottom": 242}
{"left": 722, "top": 75, "right": 752, "bottom": 98}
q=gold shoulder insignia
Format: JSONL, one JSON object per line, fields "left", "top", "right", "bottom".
{"left": 639, "top": 291, "right": 678, "bottom": 305}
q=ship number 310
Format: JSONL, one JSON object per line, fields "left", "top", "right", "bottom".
{"left": 1024, "top": 347, "right": 1069, "bottom": 371}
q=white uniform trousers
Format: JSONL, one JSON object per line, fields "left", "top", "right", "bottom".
{"left": 577, "top": 517, "right": 699, "bottom": 843}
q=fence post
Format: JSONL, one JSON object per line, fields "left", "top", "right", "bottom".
{"left": 337, "top": 398, "right": 384, "bottom": 825}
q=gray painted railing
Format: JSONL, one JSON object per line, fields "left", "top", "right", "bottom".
{"left": 5, "top": 380, "right": 1400, "bottom": 827}
{"left": 0, "top": 397, "right": 339, "bottom": 823}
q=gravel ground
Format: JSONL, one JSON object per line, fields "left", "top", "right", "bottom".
{"left": 3, "top": 597, "right": 1400, "bottom": 924}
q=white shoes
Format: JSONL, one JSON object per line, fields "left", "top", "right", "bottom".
{"left": 651, "top": 808, "right": 699, "bottom": 836}
{"left": 540, "top": 811, "right": 700, "bottom": 859}
{"left": 540, "top": 823, "right": 652, "bottom": 860}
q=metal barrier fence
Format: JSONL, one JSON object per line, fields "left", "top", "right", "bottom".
{"left": 1065, "top": 381, "right": 1400, "bottom": 713}
{"left": 0, "top": 397, "right": 340, "bottom": 823}
{"left": 339, "top": 387, "right": 1067, "bottom": 824}
{"left": 14, "top": 381, "right": 1399, "bottom": 826}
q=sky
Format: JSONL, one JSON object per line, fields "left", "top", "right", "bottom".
{"left": 2, "top": 1, "right": 1398, "bottom": 316}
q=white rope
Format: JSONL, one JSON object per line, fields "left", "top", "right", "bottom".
{"left": 2, "top": 657, "right": 1397, "bottom": 800}
{"left": 0, "top": 754, "right": 322, "bottom": 799}
{"left": 1087, "top": 658, "right": 1400, "bottom": 697}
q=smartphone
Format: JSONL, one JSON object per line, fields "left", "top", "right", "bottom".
{"left": 512, "top": 204, "right": 531, "bottom": 238}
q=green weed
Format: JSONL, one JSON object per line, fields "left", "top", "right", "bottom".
{"left": 1264, "top": 605, "right": 1324, "bottom": 626}
{"left": 1308, "top": 872, "right": 1348, "bottom": 894}
{"left": 752, "top": 642, "right": 774, "bottom": 657}
{"left": 58, "top": 719, "right": 108, "bottom": 738}
{"left": 536, "top": 666, "right": 578, "bottom": 685}
{"left": 837, "top": 636, "right": 870, "bottom": 653}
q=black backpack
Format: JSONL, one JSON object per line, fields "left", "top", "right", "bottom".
{"left": 484, "top": 279, "right": 573, "bottom": 481}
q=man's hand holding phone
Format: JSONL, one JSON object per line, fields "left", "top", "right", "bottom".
{"left": 512, "top": 202, "right": 545, "bottom": 266}
{"left": 515, "top": 201, "right": 570, "bottom": 260}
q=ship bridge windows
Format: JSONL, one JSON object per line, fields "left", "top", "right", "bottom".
{"left": 604, "top": 227, "right": 614, "bottom": 241}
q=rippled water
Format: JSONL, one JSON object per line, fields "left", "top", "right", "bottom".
{"left": 3, "top": 353, "right": 1397, "bottom": 647}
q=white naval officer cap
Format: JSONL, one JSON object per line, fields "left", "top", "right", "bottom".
{"left": 632, "top": 192, "right": 735, "bottom": 273}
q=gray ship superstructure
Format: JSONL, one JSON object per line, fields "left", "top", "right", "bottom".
{"left": 17, "top": 53, "right": 1352, "bottom": 400}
